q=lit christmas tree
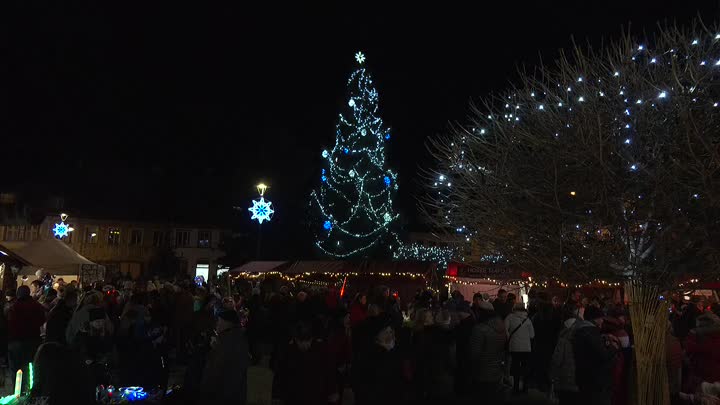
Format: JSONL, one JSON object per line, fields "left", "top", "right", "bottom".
{"left": 311, "top": 51, "right": 400, "bottom": 258}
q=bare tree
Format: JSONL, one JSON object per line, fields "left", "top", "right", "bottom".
{"left": 424, "top": 21, "right": 720, "bottom": 288}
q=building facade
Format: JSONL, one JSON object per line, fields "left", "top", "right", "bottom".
{"left": 0, "top": 214, "right": 229, "bottom": 280}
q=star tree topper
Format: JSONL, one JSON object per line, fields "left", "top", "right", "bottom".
{"left": 249, "top": 197, "right": 274, "bottom": 224}
{"left": 355, "top": 51, "right": 366, "bottom": 64}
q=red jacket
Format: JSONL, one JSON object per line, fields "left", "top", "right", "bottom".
{"left": 349, "top": 303, "right": 367, "bottom": 327}
{"left": 8, "top": 297, "right": 46, "bottom": 341}
{"left": 686, "top": 325, "right": 720, "bottom": 388}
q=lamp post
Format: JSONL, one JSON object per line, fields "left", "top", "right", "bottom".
{"left": 248, "top": 182, "right": 274, "bottom": 259}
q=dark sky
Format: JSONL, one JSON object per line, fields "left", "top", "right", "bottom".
{"left": 7, "top": 1, "right": 719, "bottom": 258}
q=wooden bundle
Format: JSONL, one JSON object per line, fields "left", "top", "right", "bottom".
{"left": 626, "top": 281, "right": 670, "bottom": 405}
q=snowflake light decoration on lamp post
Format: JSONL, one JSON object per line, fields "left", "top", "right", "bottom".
{"left": 52, "top": 222, "right": 70, "bottom": 239}
{"left": 52, "top": 213, "right": 74, "bottom": 239}
{"left": 249, "top": 184, "right": 274, "bottom": 224}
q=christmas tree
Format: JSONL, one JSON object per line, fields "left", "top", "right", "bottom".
{"left": 310, "top": 52, "right": 400, "bottom": 258}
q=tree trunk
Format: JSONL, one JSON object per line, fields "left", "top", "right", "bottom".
{"left": 626, "top": 281, "right": 670, "bottom": 405}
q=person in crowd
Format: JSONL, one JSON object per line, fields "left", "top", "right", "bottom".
{"left": 531, "top": 298, "right": 561, "bottom": 392}
{"left": 685, "top": 312, "right": 720, "bottom": 392}
{"left": 45, "top": 288, "right": 79, "bottom": 345}
{"left": 493, "top": 289, "right": 513, "bottom": 320}
{"left": 276, "top": 321, "right": 335, "bottom": 405}
{"left": 66, "top": 290, "right": 114, "bottom": 359}
{"left": 7, "top": 285, "right": 45, "bottom": 379}
{"left": 506, "top": 301, "right": 535, "bottom": 394}
{"left": 30, "top": 280, "right": 43, "bottom": 301}
{"left": 471, "top": 292, "right": 485, "bottom": 319}
{"left": 603, "top": 309, "right": 630, "bottom": 405}
{"left": 573, "top": 305, "right": 620, "bottom": 405}
{"left": 30, "top": 342, "right": 95, "bottom": 404}
{"left": 352, "top": 317, "right": 404, "bottom": 405}
{"left": 454, "top": 308, "right": 475, "bottom": 396}
{"left": 676, "top": 297, "right": 705, "bottom": 342}
{"left": 350, "top": 292, "right": 368, "bottom": 327}
{"left": 4, "top": 289, "right": 16, "bottom": 316}
{"left": 416, "top": 309, "right": 456, "bottom": 400}
{"left": 201, "top": 309, "right": 249, "bottom": 405}
{"left": 678, "top": 381, "right": 720, "bottom": 405}
{"left": 327, "top": 312, "right": 352, "bottom": 405}
{"left": 551, "top": 310, "right": 583, "bottom": 404}
{"left": 667, "top": 321, "right": 684, "bottom": 401}
{"left": 469, "top": 301, "right": 506, "bottom": 400}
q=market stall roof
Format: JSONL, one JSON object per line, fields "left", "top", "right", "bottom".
{"left": 285, "top": 261, "right": 346, "bottom": 274}
{"left": 229, "top": 261, "right": 289, "bottom": 274}
{"left": 1, "top": 239, "right": 98, "bottom": 276}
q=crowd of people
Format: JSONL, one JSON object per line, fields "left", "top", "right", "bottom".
{"left": 0, "top": 274, "right": 718, "bottom": 405}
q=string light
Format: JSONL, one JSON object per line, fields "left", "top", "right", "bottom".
{"left": 310, "top": 51, "right": 400, "bottom": 258}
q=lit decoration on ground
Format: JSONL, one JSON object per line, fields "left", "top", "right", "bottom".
{"left": 121, "top": 387, "right": 148, "bottom": 402}
{"left": 310, "top": 51, "right": 400, "bottom": 258}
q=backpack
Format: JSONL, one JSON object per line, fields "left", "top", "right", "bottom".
{"left": 550, "top": 322, "right": 582, "bottom": 392}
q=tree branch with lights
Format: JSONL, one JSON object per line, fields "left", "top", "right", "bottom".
{"left": 424, "top": 22, "right": 720, "bottom": 288}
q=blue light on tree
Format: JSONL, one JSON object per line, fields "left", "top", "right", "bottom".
{"left": 249, "top": 197, "right": 274, "bottom": 224}
{"left": 52, "top": 222, "right": 70, "bottom": 239}
{"left": 310, "top": 51, "right": 401, "bottom": 258}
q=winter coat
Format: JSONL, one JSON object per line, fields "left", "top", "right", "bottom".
{"left": 349, "top": 303, "right": 367, "bottom": 327}
{"left": 422, "top": 326, "right": 456, "bottom": 397}
{"left": 470, "top": 317, "right": 506, "bottom": 383}
{"left": 45, "top": 300, "right": 74, "bottom": 344}
{"left": 353, "top": 344, "right": 404, "bottom": 405}
{"left": 573, "top": 320, "right": 618, "bottom": 394}
{"left": 201, "top": 326, "right": 249, "bottom": 404}
{"left": 7, "top": 297, "right": 45, "bottom": 341}
{"left": 276, "top": 340, "right": 335, "bottom": 405}
{"left": 686, "top": 323, "right": 720, "bottom": 389}
{"left": 505, "top": 310, "right": 534, "bottom": 352}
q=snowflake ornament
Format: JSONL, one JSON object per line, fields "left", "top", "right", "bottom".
{"left": 355, "top": 52, "right": 366, "bottom": 64}
{"left": 52, "top": 222, "right": 70, "bottom": 239}
{"left": 249, "top": 197, "right": 274, "bottom": 224}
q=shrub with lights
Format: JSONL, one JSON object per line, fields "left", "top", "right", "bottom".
{"left": 310, "top": 52, "right": 400, "bottom": 258}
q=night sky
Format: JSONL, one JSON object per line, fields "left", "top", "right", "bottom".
{"left": 8, "top": 1, "right": 719, "bottom": 258}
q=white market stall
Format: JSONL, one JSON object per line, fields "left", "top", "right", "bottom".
{"left": 1, "top": 239, "right": 104, "bottom": 284}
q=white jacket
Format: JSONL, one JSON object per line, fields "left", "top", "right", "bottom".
{"left": 505, "top": 310, "right": 535, "bottom": 352}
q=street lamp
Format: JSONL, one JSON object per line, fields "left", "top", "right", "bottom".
{"left": 248, "top": 182, "right": 274, "bottom": 259}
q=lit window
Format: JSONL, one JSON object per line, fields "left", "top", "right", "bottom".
{"left": 198, "top": 231, "right": 211, "bottom": 248}
{"left": 108, "top": 228, "right": 121, "bottom": 246}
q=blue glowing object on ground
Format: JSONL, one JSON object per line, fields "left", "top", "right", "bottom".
{"left": 121, "top": 387, "right": 148, "bottom": 402}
